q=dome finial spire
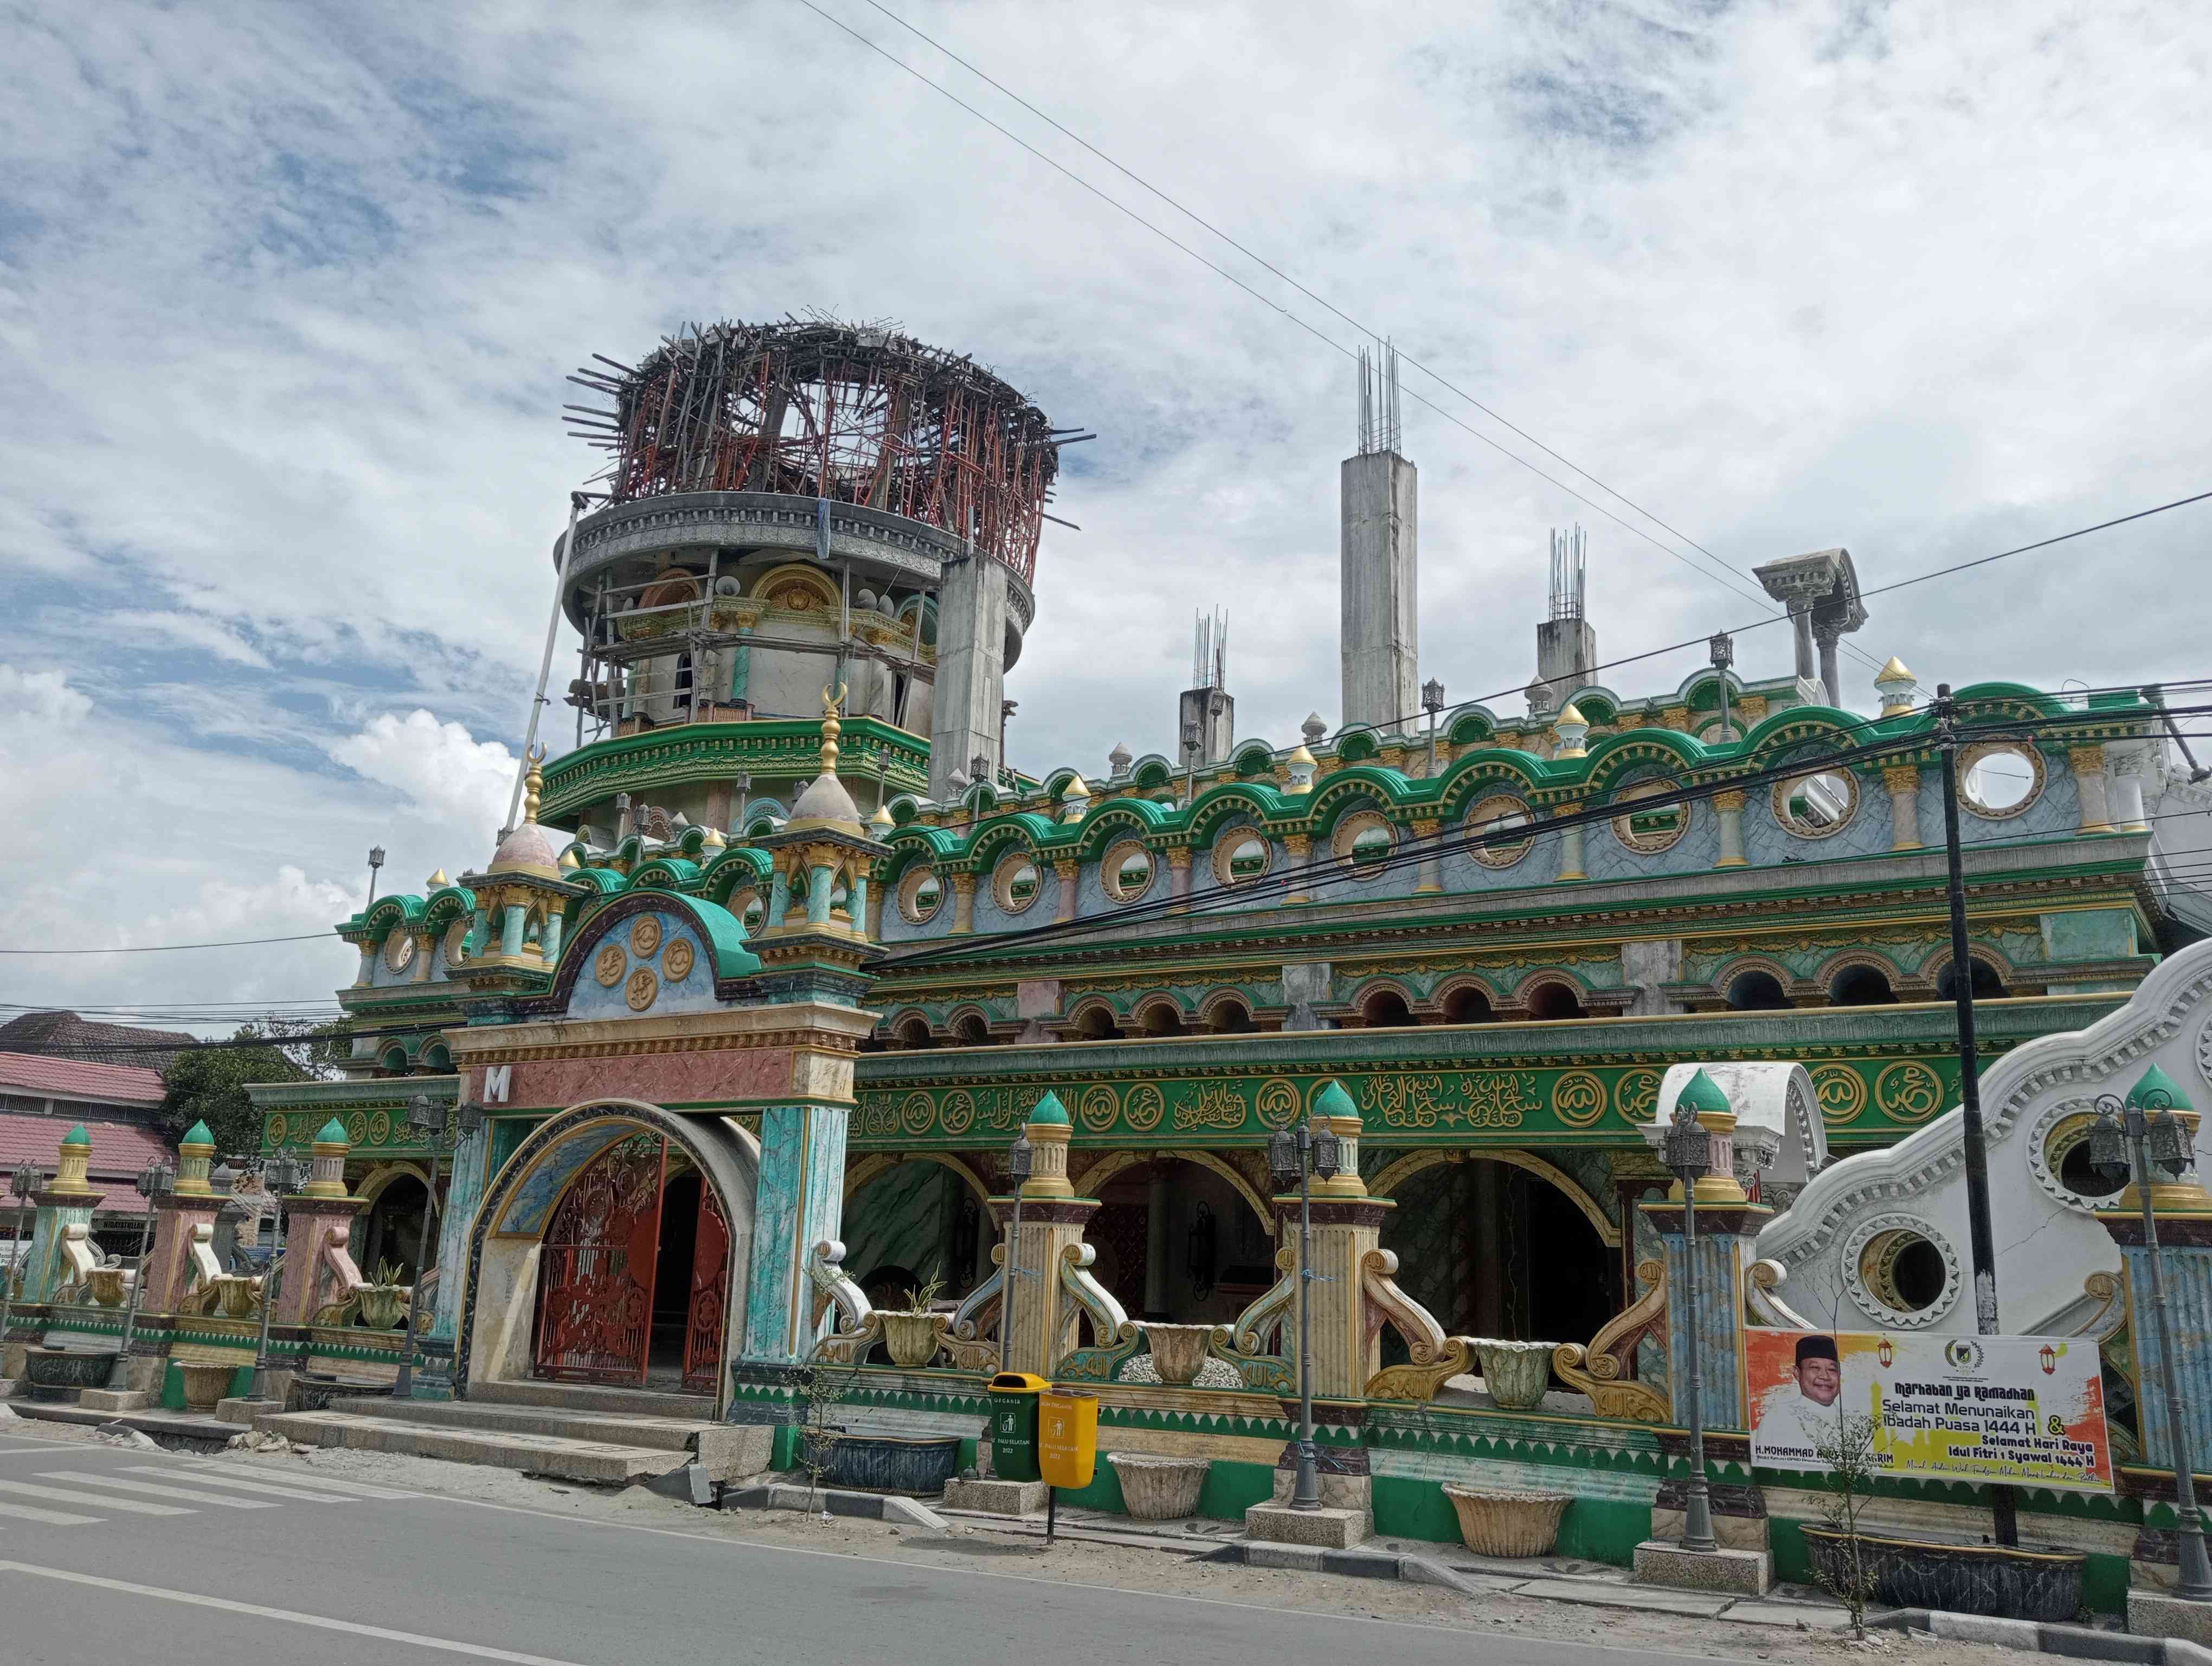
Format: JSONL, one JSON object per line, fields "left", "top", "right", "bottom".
{"left": 522, "top": 743, "right": 546, "bottom": 824}
{"left": 819, "top": 683, "right": 846, "bottom": 777}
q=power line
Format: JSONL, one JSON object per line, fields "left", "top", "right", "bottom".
{"left": 0, "top": 931, "right": 338, "bottom": 957}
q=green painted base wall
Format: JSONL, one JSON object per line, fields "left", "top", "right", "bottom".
{"left": 1767, "top": 1516, "right": 2129, "bottom": 1616}
{"left": 158, "top": 1361, "right": 254, "bottom": 1411}
{"left": 1370, "top": 1476, "right": 1650, "bottom": 1566}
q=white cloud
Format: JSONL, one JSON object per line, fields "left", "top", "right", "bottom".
{"left": 108, "top": 611, "right": 272, "bottom": 669}
{"left": 327, "top": 709, "right": 515, "bottom": 844}
{"left": 0, "top": 666, "right": 92, "bottom": 726}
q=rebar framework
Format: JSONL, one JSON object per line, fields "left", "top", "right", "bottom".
{"left": 567, "top": 316, "right": 1065, "bottom": 585}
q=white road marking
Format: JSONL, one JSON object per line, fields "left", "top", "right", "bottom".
{"left": 0, "top": 1479, "right": 192, "bottom": 1516}
{"left": 0, "top": 1560, "right": 598, "bottom": 1665}
{"left": 118, "top": 1466, "right": 358, "bottom": 1504}
{"left": 0, "top": 1500, "right": 102, "bottom": 1525}
{"left": 186, "top": 1463, "right": 418, "bottom": 1500}
{"left": 0, "top": 1444, "right": 97, "bottom": 1458}
{"left": 37, "top": 1471, "right": 279, "bottom": 1509}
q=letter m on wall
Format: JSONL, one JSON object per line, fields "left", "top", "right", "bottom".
{"left": 482, "top": 1065, "right": 512, "bottom": 1104}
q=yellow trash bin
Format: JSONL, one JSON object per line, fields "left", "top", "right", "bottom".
{"left": 1038, "top": 1387, "right": 1098, "bottom": 1490}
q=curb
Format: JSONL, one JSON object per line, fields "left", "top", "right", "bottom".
{"left": 3, "top": 1400, "right": 236, "bottom": 1444}
{"left": 1195, "top": 1540, "right": 1494, "bottom": 1599}
{"left": 1872, "top": 1609, "right": 2195, "bottom": 1662}
{"left": 721, "top": 1481, "right": 947, "bottom": 1532}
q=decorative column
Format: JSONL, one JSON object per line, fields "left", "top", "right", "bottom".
{"left": 274, "top": 1120, "right": 369, "bottom": 1327}
{"left": 1052, "top": 859, "right": 1079, "bottom": 923}
{"left": 140, "top": 1122, "right": 224, "bottom": 1314}
{"left": 420, "top": 1109, "right": 491, "bottom": 1400}
{"left": 999, "top": 1092, "right": 1098, "bottom": 1378}
{"left": 1411, "top": 818, "right": 1443, "bottom": 893}
{"left": 950, "top": 872, "right": 977, "bottom": 934}
{"left": 2070, "top": 746, "right": 2114, "bottom": 834}
{"left": 1812, "top": 621, "right": 1844, "bottom": 707}
{"left": 1884, "top": 764, "right": 1924, "bottom": 851}
{"left": 411, "top": 932, "right": 435, "bottom": 983}
{"left": 19, "top": 1125, "right": 102, "bottom": 1304}
{"left": 1712, "top": 790, "right": 1748, "bottom": 868}
{"left": 1282, "top": 834, "right": 1313, "bottom": 905}
{"left": 1553, "top": 802, "right": 1587, "bottom": 882}
{"left": 1167, "top": 847, "right": 1192, "bottom": 914}
{"left": 2108, "top": 742, "right": 2153, "bottom": 833}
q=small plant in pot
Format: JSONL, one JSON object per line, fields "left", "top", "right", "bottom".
{"left": 877, "top": 1277, "right": 946, "bottom": 1368}
{"left": 355, "top": 1259, "right": 411, "bottom": 1330}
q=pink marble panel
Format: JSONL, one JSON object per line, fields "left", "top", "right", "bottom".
{"left": 480, "top": 1049, "right": 794, "bottom": 1112}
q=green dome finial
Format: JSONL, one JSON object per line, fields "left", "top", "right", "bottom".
{"left": 1677, "top": 1068, "right": 1730, "bottom": 1118}
{"left": 1027, "top": 1090, "right": 1070, "bottom": 1126}
{"left": 181, "top": 1120, "right": 215, "bottom": 1149}
{"left": 61, "top": 1124, "right": 89, "bottom": 1147}
{"left": 1313, "top": 1080, "right": 1357, "bottom": 1121}
{"left": 2126, "top": 1063, "right": 2194, "bottom": 1112}
{"left": 314, "top": 1117, "right": 350, "bottom": 1145}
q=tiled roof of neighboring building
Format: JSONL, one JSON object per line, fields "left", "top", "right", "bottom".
{"left": 0, "top": 1011, "right": 195, "bottom": 1073}
{"left": 0, "top": 1050, "right": 166, "bottom": 1108}
{"left": 0, "top": 1114, "right": 179, "bottom": 1216}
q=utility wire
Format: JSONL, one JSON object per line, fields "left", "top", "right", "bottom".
{"left": 0, "top": 931, "right": 337, "bottom": 957}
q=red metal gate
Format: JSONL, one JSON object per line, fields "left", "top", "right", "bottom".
{"left": 535, "top": 1134, "right": 667, "bottom": 1385}
{"left": 682, "top": 1188, "right": 731, "bottom": 1394}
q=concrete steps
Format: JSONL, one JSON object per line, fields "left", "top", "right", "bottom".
{"left": 256, "top": 1409, "right": 686, "bottom": 1484}
{"left": 324, "top": 1395, "right": 706, "bottom": 1453}
{"left": 466, "top": 1380, "right": 712, "bottom": 1421}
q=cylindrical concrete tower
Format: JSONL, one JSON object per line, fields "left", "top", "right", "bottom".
{"left": 544, "top": 318, "right": 1071, "bottom": 842}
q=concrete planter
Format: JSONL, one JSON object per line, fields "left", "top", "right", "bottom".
{"left": 85, "top": 1267, "right": 127, "bottom": 1308}
{"left": 1141, "top": 1324, "right": 1214, "bottom": 1386}
{"left": 1109, "top": 1452, "right": 1210, "bottom": 1519}
{"left": 878, "top": 1312, "right": 943, "bottom": 1369}
{"left": 1441, "top": 1485, "right": 1572, "bottom": 1557}
{"left": 825, "top": 1433, "right": 962, "bottom": 1495}
{"left": 211, "top": 1275, "right": 260, "bottom": 1319}
{"left": 1474, "top": 1340, "right": 1557, "bottom": 1410}
{"left": 178, "top": 1361, "right": 237, "bottom": 1412}
{"left": 1800, "top": 1526, "right": 2085, "bottom": 1623}
{"left": 357, "top": 1285, "right": 409, "bottom": 1330}
{"left": 23, "top": 1347, "right": 117, "bottom": 1403}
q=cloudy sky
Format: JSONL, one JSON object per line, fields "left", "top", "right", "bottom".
{"left": 2, "top": 2, "right": 2207, "bottom": 1030}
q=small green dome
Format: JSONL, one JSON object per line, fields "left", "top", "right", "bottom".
{"left": 1313, "top": 1080, "right": 1357, "bottom": 1121}
{"left": 1027, "top": 1090, "right": 1070, "bottom": 1126}
{"left": 181, "top": 1120, "right": 215, "bottom": 1149}
{"left": 1676, "top": 1068, "right": 1731, "bottom": 1117}
{"left": 315, "top": 1117, "right": 350, "bottom": 1145}
{"left": 2126, "top": 1063, "right": 2194, "bottom": 1112}
{"left": 61, "top": 1124, "right": 89, "bottom": 1147}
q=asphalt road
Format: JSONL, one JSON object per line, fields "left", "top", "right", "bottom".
{"left": 0, "top": 1425, "right": 1758, "bottom": 1666}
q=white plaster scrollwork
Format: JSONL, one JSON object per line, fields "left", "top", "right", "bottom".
{"left": 1056, "top": 1241, "right": 1129, "bottom": 1358}
{"left": 2195, "top": 1011, "right": 2212, "bottom": 1091}
{"left": 1839, "top": 1212, "right": 1962, "bottom": 1329}
{"left": 807, "top": 1239, "right": 883, "bottom": 1363}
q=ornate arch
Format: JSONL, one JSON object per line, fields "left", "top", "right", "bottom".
{"left": 1369, "top": 1148, "right": 1619, "bottom": 1247}
{"left": 1075, "top": 1149, "right": 1275, "bottom": 1238}
{"left": 844, "top": 1150, "right": 994, "bottom": 1205}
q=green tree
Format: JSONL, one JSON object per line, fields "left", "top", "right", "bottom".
{"left": 157, "top": 1018, "right": 350, "bottom": 1158}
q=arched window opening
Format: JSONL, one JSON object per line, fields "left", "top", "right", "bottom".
{"left": 895, "top": 1017, "right": 935, "bottom": 1051}
{"left": 1829, "top": 964, "right": 1897, "bottom": 1007}
{"left": 1441, "top": 986, "right": 1495, "bottom": 1024}
{"left": 954, "top": 1013, "right": 991, "bottom": 1046}
{"left": 1526, "top": 982, "right": 1586, "bottom": 1021}
{"left": 1361, "top": 989, "right": 1418, "bottom": 1028}
{"left": 1934, "top": 959, "right": 2007, "bottom": 1002}
{"left": 1141, "top": 1004, "right": 1186, "bottom": 1037}
{"left": 1726, "top": 971, "right": 1791, "bottom": 1011}
{"left": 1210, "top": 999, "right": 1256, "bottom": 1034}
{"left": 1076, "top": 1006, "right": 1120, "bottom": 1041}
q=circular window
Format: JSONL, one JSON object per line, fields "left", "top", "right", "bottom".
{"left": 1465, "top": 793, "right": 1534, "bottom": 868}
{"left": 1773, "top": 766, "right": 1860, "bottom": 838}
{"left": 1611, "top": 779, "right": 1688, "bottom": 854}
{"left": 1842, "top": 1214, "right": 1961, "bottom": 1328}
{"left": 441, "top": 919, "right": 470, "bottom": 968}
{"left": 1959, "top": 741, "right": 2044, "bottom": 818}
{"left": 1212, "top": 830, "right": 1271, "bottom": 887}
{"left": 993, "top": 851, "right": 1041, "bottom": 914}
{"left": 1103, "top": 841, "right": 1154, "bottom": 902}
{"left": 1333, "top": 810, "right": 1396, "bottom": 868}
{"left": 897, "top": 868, "right": 945, "bottom": 925}
{"left": 383, "top": 932, "right": 416, "bottom": 974}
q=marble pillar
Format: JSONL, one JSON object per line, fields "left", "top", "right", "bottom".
{"left": 1712, "top": 790, "right": 1748, "bottom": 868}
{"left": 732, "top": 1099, "right": 851, "bottom": 1417}
{"left": 20, "top": 1125, "right": 101, "bottom": 1304}
{"left": 1883, "top": 764, "right": 1923, "bottom": 851}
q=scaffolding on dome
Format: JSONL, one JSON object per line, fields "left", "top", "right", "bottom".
{"left": 565, "top": 315, "right": 1073, "bottom": 585}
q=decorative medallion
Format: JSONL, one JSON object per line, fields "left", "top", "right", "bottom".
{"left": 1612, "top": 1069, "right": 1662, "bottom": 1126}
{"left": 1874, "top": 1060, "right": 1946, "bottom": 1123}
{"left": 663, "top": 938, "right": 696, "bottom": 981}
{"left": 1078, "top": 1085, "right": 1119, "bottom": 1133}
{"left": 940, "top": 1090, "right": 976, "bottom": 1137}
{"left": 901, "top": 1092, "right": 935, "bottom": 1137}
{"left": 442, "top": 918, "right": 470, "bottom": 967}
{"left": 368, "top": 1111, "right": 391, "bottom": 1147}
{"left": 1465, "top": 794, "right": 1535, "bottom": 868}
{"left": 1255, "top": 1078, "right": 1301, "bottom": 1130}
{"left": 629, "top": 917, "right": 663, "bottom": 957}
{"left": 625, "top": 967, "right": 659, "bottom": 1011}
{"left": 594, "top": 945, "right": 627, "bottom": 987}
{"left": 265, "top": 1114, "right": 286, "bottom": 1149}
{"left": 383, "top": 932, "right": 416, "bottom": 973}
{"left": 1124, "top": 1082, "right": 1165, "bottom": 1132}
{"left": 1810, "top": 1063, "right": 1868, "bottom": 1126}
{"left": 860, "top": 1096, "right": 898, "bottom": 1138}
{"left": 346, "top": 1112, "right": 370, "bottom": 1145}
{"left": 1552, "top": 1069, "right": 1607, "bottom": 1129}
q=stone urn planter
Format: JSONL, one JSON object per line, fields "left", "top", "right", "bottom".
{"left": 1474, "top": 1340, "right": 1556, "bottom": 1411}
{"left": 1141, "top": 1323, "right": 1215, "bottom": 1386}
{"left": 1109, "top": 1452, "right": 1210, "bottom": 1520}
{"left": 826, "top": 1433, "right": 963, "bottom": 1495}
{"left": 878, "top": 1312, "right": 944, "bottom": 1368}
{"left": 85, "top": 1266, "right": 128, "bottom": 1308}
{"left": 177, "top": 1361, "right": 237, "bottom": 1412}
{"left": 23, "top": 1346, "right": 117, "bottom": 1403}
{"left": 1441, "top": 1484, "right": 1572, "bottom": 1558}
{"left": 357, "top": 1285, "right": 409, "bottom": 1330}
{"left": 1800, "top": 1526, "right": 2086, "bottom": 1623}
{"left": 212, "top": 1274, "right": 260, "bottom": 1319}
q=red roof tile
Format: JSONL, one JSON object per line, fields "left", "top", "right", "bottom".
{"left": 0, "top": 1115, "right": 178, "bottom": 1213}
{"left": 0, "top": 1050, "right": 166, "bottom": 1107}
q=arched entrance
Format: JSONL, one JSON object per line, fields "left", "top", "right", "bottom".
{"left": 1082, "top": 1155, "right": 1274, "bottom": 1328}
{"left": 459, "top": 1100, "right": 757, "bottom": 1411}
{"left": 358, "top": 1170, "right": 432, "bottom": 1284}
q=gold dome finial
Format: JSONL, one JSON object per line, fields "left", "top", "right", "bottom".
{"left": 1874, "top": 656, "right": 1917, "bottom": 717}
{"left": 522, "top": 743, "right": 546, "bottom": 823}
{"left": 819, "top": 683, "right": 847, "bottom": 777}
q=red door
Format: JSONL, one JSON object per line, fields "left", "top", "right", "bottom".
{"left": 683, "top": 1188, "right": 731, "bottom": 1394}
{"left": 535, "top": 1135, "right": 667, "bottom": 1385}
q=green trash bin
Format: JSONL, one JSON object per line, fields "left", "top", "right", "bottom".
{"left": 987, "top": 1372, "right": 1047, "bottom": 1482}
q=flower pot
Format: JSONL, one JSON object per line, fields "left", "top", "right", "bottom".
{"left": 23, "top": 1346, "right": 118, "bottom": 1403}
{"left": 1109, "top": 1452, "right": 1210, "bottom": 1519}
{"left": 879, "top": 1312, "right": 943, "bottom": 1368}
{"left": 825, "top": 1433, "right": 962, "bottom": 1495}
{"left": 357, "top": 1285, "right": 409, "bottom": 1330}
{"left": 1141, "top": 1323, "right": 1215, "bottom": 1386}
{"left": 85, "top": 1267, "right": 128, "bottom": 1308}
{"left": 1474, "top": 1340, "right": 1557, "bottom": 1410}
{"left": 1441, "top": 1484, "right": 1572, "bottom": 1558}
{"left": 178, "top": 1361, "right": 237, "bottom": 1412}
{"left": 213, "top": 1274, "right": 260, "bottom": 1319}
{"left": 1799, "top": 1525, "right": 2086, "bottom": 1623}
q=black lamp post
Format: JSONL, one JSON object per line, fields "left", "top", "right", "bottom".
{"left": 389, "top": 1093, "right": 448, "bottom": 1401}
{"left": 366, "top": 845, "right": 386, "bottom": 907}
{"left": 2092, "top": 1082, "right": 2212, "bottom": 1599}
{"left": 1000, "top": 1133, "right": 1033, "bottom": 1375}
{"left": 250, "top": 1153, "right": 305, "bottom": 1402}
{"left": 1661, "top": 1094, "right": 1719, "bottom": 1553}
{"left": 110, "top": 1160, "right": 174, "bottom": 1390}
{"left": 1269, "top": 1116, "right": 1342, "bottom": 1511}
{"left": 1, "top": 1163, "right": 43, "bottom": 1370}
{"left": 1708, "top": 633, "right": 1734, "bottom": 744}
{"left": 1422, "top": 678, "right": 1446, "bottom": 774}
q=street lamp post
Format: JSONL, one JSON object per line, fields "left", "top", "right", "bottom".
{"left": 366, "top": 845, "right": 386, "bottom": 907}
{"left": 390, "top": 1093, "right": 448, "bottom": 1401}
{"left": 1422, "top": 678, "right": 1446, "bottom": 774}
{"left": 1269, "top": 1117, "right": 1343, "bottom": 1511}
{"left": 999, "top": 1134, "right": 1033, "bottom": 1375}
{"left": 1708, "top": 633, "right": 1734, "bottom": 743}
{"left": 110, "top": 1160, "right": 175, "bottom": 1390}
{"left": 1661, "top": 1095, "right": 1719, "bottom": 1553}
{"left": 250, "top": 1153, "right": 305, "bottom": 1402}
{"left": 1, "top": 1163, "right": 43, "bottom": 1373}
{"left": 2092, "top": 1085, "right": 2212, "bottom": 1600}
{"left": 1181, "top": 721, "right": 1201, "bottom": 807}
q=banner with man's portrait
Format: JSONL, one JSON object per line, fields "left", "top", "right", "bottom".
{"left": 1744, "top": 1328, "right": 2112, "bottom": 1492}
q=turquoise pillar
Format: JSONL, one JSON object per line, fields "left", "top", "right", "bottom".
{"left": 731, "top": 1100, "right": 850, "bottom": 1424}
{"left": 806, "top": 863, "right": 834, "bottom": 926}
{"left": 416, "top": 1117, "right": 493, "bottom": 1400}
{"left": 19, "top": 1126, "right": 102, "bottom": 1304}
{"left": 768, "top": 866, "right": 790, "bottom": 926}
{"left": 541, "top": 909, "right": 563, "bottom": 963}
{"left": 500, "top": 904, "right": 525, "bottom": 957}
{"left": 729, "top": 626, "right": 752, "bottom": 704}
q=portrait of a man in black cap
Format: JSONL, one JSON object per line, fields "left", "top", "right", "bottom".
{"left": 1793, "top": 1333, "right": 1842, "bottom": 1407}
